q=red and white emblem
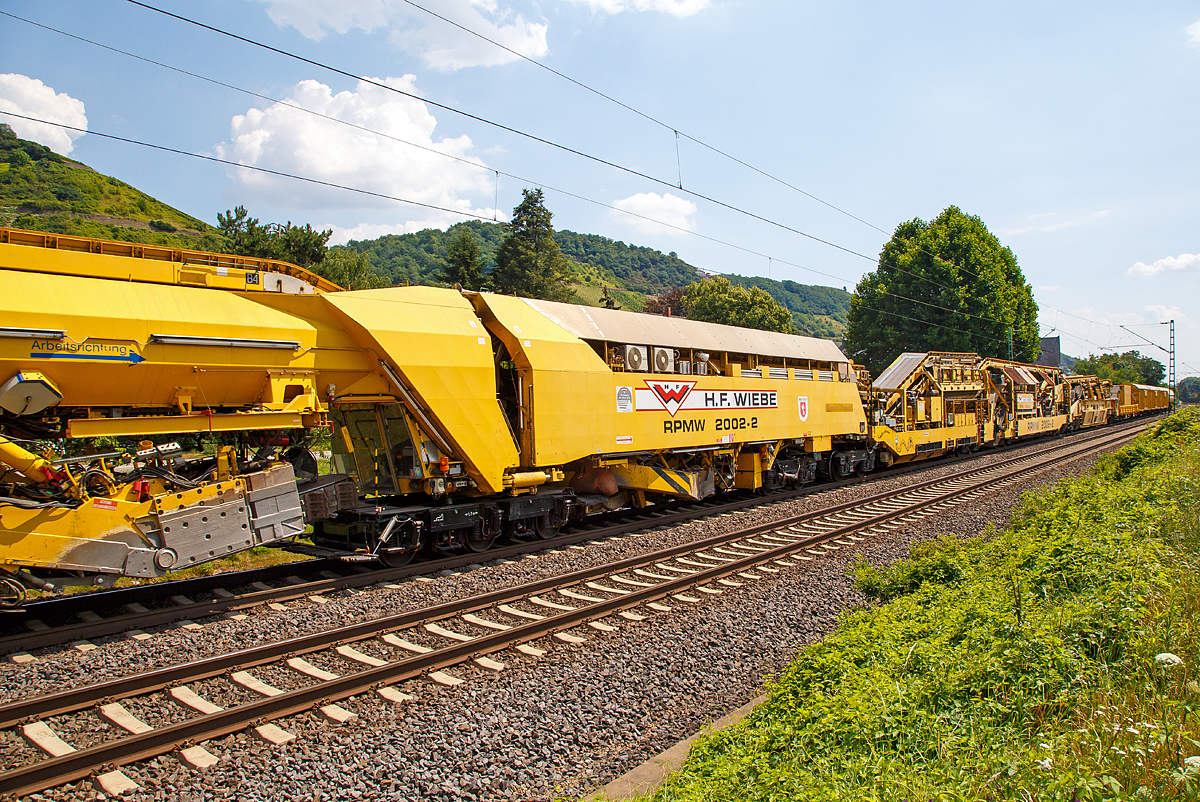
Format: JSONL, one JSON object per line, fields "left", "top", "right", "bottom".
{"left": 646, "top": 380, "right": 697, "bottom": 417}
{"left": 797, "top": 395, "right": 809, "bottom": 422}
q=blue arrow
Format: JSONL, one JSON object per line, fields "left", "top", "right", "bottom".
{"left": 31, "top": 351, "right": 145, "bottom": 364}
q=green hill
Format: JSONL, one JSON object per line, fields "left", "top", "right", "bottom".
{"left": 337, "top": 219, "right": 698, "bottom": 312}
{"left": 341, "top": 221, "right": 851, "bottom": 337}
{"left": 0, "top": 124, "right": 850, "bottom": 337}
{"left": 0, "top": 124, "right": 223, "bottom": 249}
{"left": 724, "top": 274, "right": 850, "bottom": 340}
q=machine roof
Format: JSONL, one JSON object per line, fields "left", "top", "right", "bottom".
{"left": 872, "top": 353, "right": 927, "bottom": 392}
{"left": 999, "top": 365, "right": 1039, "bottom": 385}
{"left": 519, "top": 298, "right": 850, "bottom": 363}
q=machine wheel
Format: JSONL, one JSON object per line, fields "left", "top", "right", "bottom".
{"left": 533, "top": 515, "right": 561, "bottom": 540}
{"left": 284, "top": 446, "right": 320, "bottom": 482}
{"left": 378, "top": 548, "right": 415, "bottom": 568}
{"left": 464, "top": 521, "right": 495, "bottom": 553}
{"left": 0, "top": 576, "right": 27, "bottom": 609}
{"left": 828, "top": 458, "right": 844, "bottom": 481}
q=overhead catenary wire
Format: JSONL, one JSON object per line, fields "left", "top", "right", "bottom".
{"left": 9, "top": 4, "right": 1005, "bottom": 313}
{"left": 385, "top": 0, "right": 886, "bottom": 234}
{"left": 0, "top": 110, "right": 1018, "bottom": 350}
{"left": 353, "top": 0, "right": 1011, "bottom": 288}
{"left": 0, "top": 11, "right": 1021, "bottom": 333}
{"left": 123, "top": 0, "right": 880, "bottom": 266}
{"left": 0, "top": 110, "right": 497, "bottom": 223}
{"left": 120, "top": 0, "right": 1018, "bottom": 310}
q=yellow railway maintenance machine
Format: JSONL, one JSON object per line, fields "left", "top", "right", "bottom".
{"left": 0, "top": 227, "right": 872, "bottom": 601}
{"left": 0, "top": 227, "right": 362, "bottom": 604}
{"left": 313, "top": 292, "right": 873, "bottom": 559}
{"left": 981, "top": 358, "right": 1067, "bottom": 442}
{"left": 1063, "top": 374, "right": 1113, "bottom": 429}
{"left": 868, "top": 352, "right": 988, "bottom": 467}
{"left": 472, "top": 294, "right": 872, "bottom": 496}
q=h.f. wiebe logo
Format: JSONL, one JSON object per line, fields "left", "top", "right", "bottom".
{"left": 636, "top": 380, "right": 778, "bottom": 417}
{"left": 646, "top": 380, "right": 697, "bottom": 417}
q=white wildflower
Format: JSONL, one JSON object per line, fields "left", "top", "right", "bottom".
{"left": 1037, "top": 757, "right": 1054, "bottom": 770}
{"left": 1155, "top": 653, "right": 1184, "bottom": 669}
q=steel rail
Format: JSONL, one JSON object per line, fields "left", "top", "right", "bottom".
{"left": 0, "top": 426, "right": 1139, "bottom": 796}
{"left": 0, "top": 424, "right": 1135, "bottom": 727}
{"left": 0, "top": 424, "right": 1137, "bottom": 732}
{"left": 0, "top": 421, "right": 1144, "bottom": 654}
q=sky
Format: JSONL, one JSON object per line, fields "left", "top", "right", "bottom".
{"left": 0, "top": 0, "right": 1197, "bottom": 379}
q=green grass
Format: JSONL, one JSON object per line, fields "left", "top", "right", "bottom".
{"left": 639, "top": 408, "right": 1200, "bottom": 801}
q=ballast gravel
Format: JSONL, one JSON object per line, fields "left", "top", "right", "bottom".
{"left": 4, "top": 433, "right": 1125, "bottom": 801}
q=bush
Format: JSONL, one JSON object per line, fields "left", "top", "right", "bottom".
{"left": 852, "top": 534, "right": 970, "bottom": 602}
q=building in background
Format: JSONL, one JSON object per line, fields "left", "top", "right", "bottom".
{"left": 1036, "top": 336, "right": 1062, "bottom": 369}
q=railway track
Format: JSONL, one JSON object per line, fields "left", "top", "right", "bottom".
{"left": 0, "top": 421, "right": 1144, "bottom": 657}
{"left": 0, "top": 422, "right": 1140, "bottom": 798}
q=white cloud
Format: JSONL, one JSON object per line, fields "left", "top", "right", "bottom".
{"left": 1143, "top": 305, "right": 1186, "bottom": 322}
{"left": 255, "top": 0, "right": 548, "bottom": 70}
{"left": 998, "top": 209, "right": 1110, "bottom": 237}
{"left": 214, "top": 76, "right": 500, "bottom": 226}
{"left": 570, "top": 0, "right": 710, "bottom": 16}
{"left": 0, "top": 74, "right": 87, "bottom": 155}
{"left": 1187, "top": 19, "right": 1200, "bottom": 47}
{"left": 612, "top": 191, "right": 697, "bottom": 234}
{"left": 1127, "top": 252, "right": 1200, "bottom": 276}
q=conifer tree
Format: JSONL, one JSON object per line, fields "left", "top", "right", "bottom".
{"left": 440, "top": 227, "right": 487, "bottom": 290}
{"left": 490, "top": 189, "right": 575, "bottom": 302}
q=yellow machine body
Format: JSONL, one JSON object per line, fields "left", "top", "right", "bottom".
{"left": 472, "top": 293, "right": 869, "bottom": 495}
{"left": 1064, "top": 375, "right": 1112, "bottom": 428}
{"left": 0, "top": 229, "right": 346, "bottom": 587}
{"left": 10, "top": 226, "right": 1163, "bottom": 595}
{"left": 868, "top": 352, "right": 987, "bottom": 466}
{"left": 321, "top": 287, "right": 518, "bottom": 495}
{"left": 980, "top": 357, "right": 1067, "bottom": 441}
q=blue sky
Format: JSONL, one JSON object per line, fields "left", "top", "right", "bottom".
{"left": 1, "top": 1, "right": 1197, "bottom": 377}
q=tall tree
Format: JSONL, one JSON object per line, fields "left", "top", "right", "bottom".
{"left": 844, "top": 206, "right": 1039, "bottom": 376}
{"left": 490, "top": 188, "right": 575, "bottom": 302}
{"left": 600, "top": 286, "right": 621, "bottom": 309}
{"left": 1073, "top": 350, "right": 1165, "bottom": 385}
{"left": 313, "top": 248, "right": 389, "bottom": 290}
{"left": 217, "top": 205, "right": 332, "bottom": 268}
{"left": 216, "top": 206, "right": 273, "bottom": 256}
{"left": 1177, "top": 376, "right": 1199, "bottom": 403}
{"left": 682, "top": 276, "right": 798, "bottom": 334}
{"left": 440, "top": 227, "right": 487, "bottom": 290}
